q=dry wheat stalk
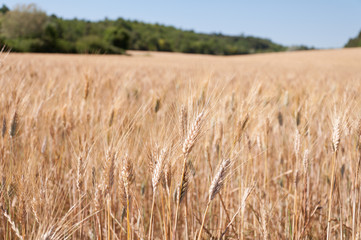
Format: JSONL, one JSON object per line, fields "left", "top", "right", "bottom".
{"left": 3, "top": 210, "right": 23, "bottom": 240}
{"left": 31, "top": 197, "right": 40, "bottom": 224}
{"left": 327, "top": 115, "right": 341, "bottom": 240}
{"left": 302, "top": 149, "right": 309, "bottom": 173}
{"left": 294, "top": 129, "right": 300, "bottom": 157}
{"left": 9, "top": 111, "right": 18, "bottom": 138}
{"left": 234, "top": 113, "right": 249, "bottom": 144}
{"left": 221, "top": 184, "right": 255, "bottom": 239}
{"left": 1, "top": 115, "right": 6, "bottom": 138}
{"left": 84, "top": 77, "right": 89, "bottom": 100}
{"left": 103, "top": 150, "right": 116, "bottom": 195}
{"left": 208, "top": 158, "right": 231, "bottom": 202}
{"left": 302, "top": 149, "right": 310, "bottom": 228}
{"left": 180, "top": 105, "right": 188, "bottom": 140}
{"left": 173, "top": 110, "right": 205, "bottom": 239}
{"left": 120, "top": 153, "right": 134, "bottom": 240}
{"left": 198, "top": 158, "right": 231, "bottom": 240}
{"left": 41, "top": 136, "right": 47, "bottom": 154}
{"left": 162, "top": 159, "right": 172, "bottom": 195}
{"left": 76, "top": 156, "right": 84, "bottom": 194}
{"left": 261, "top": 200, "right": 269, "bottom": 240}
{"left": 121, "top": 154, "right": 134, "bottom": 198}
{"left": 18, "top": 175, "right": 27, "bottom": 239}
{"left": 332, "top": 116, "right": 341, "bottom": 153}
{"left": 182, "top": 111, "right": 204, "bottom": 157}
{"left": 149, "top": 147, "right": 167, "bottom": 240}
{"left": 152, "top": 147, "right": 167, "bottom": 192}
{"left": 100, "top": 149, "right": 116, "bottom": 240}
{"left": 176, "top": 161, "right": 190, "bottom": 204}
{"left": 108, "top": 109, "right": 115, "bottom": 127}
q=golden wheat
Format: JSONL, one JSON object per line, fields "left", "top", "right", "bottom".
{"left": 0, "top": 49, "right": 361, "bottom": 239}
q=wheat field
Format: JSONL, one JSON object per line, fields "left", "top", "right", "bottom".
{"left": 1, "top": 49, "right": 361, "bottom": 239}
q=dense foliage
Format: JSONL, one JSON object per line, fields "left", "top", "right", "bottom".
{"left": 0, "top": 4, "right": 294, "bottom": 55}
{"left": 345, "top": 30, "right": 361, "bottom": 48}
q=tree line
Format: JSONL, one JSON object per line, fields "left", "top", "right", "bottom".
{"left": 345, "top": 31, "right": 361, "bottom": 48}
{"left": 0, "top": 4, "right": 312, "bottom": 55}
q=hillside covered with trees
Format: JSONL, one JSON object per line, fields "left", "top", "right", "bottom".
{"left": 345, "top": 30, "right": 361, "bottom": 48}
{"left": 0, "top": 4, "right": 310, "bottom": 55}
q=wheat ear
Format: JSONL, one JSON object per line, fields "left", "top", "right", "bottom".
{"left": 327, "top": 116, "right": 341, "bottom": 240}
{"left": 182, "top": 111, "right": 204, "bottom": 157}
{"left": 121, "top": 154, "right": 134, "bottom": 240}
{"left": 3, "top": 210, "right": 23, "bottom": 240}
{"left": 173, "top": 111, "right": 204, "bottom": 240}
{"left": 149, "top": 147, "right": 167, "bottom": 240}
{"left": 197, "top": 158, "right": 231, "bottom": 240}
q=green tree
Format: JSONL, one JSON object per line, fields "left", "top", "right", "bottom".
{"left": 1, "top": 4, "right": 47, "bottom": 39}
{"left": 0, "top": 4, "right": 9, "bottom": 14}
{"left": 104, "top": 27, "right": 130, "bottom": 49}
{"left": 0, "top": 3, "right": 292, "bottom": 55}
{"left": 40, "top": 23, "right": 59, "bottom": 52}
{"left": 345, "top": 30, "right": 361, "bottom": 48}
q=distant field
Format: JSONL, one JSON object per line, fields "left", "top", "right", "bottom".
{"left": 1, "top": 48, "right": 361, "bottom": 239}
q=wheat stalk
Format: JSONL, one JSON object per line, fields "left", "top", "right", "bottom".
{"left": 179, "top": 105, "right": 188, "bottom": 140}
{"left": 327, "top": 116, "right": 341, "bottom": 240}
{"left": 9, "top": 111, "right": 18, "bottom": 138}
{"left": 182, "top": 111, "right": 204, "bottom": 158}
{"left": 173, "top": 111, "right": 204, "bottom": 240}
{"left": 1, "top": 116, "right": 6, "bottom": 138}
{"left": 149, "top": 147, "right": 167, "bottom": 240}
{"left": 261, "top": 200, "right": 269, "bottom": 240}
{"left": 208, "top": 158, "right": 231, "bottom": 202}
{"left": 197, "top": 158, "right": 231, "bottom": 240}
{"left": 3, "top": 210, "right": 23, "bottom": 240}
{"left": 102, "top": 149, "right": 116, "bottom": 240}
{"left": 120, "top": 153, "right": 134, "bottom": 240}
{"left": 76, "top": 156, "right": 84, "bottom": 194}
{"left": 222, "top": 184, "right": 255, "bottom": 239}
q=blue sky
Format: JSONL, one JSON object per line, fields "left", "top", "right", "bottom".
{"left": 4, "top": 0, "right": 361, "bottom": 48}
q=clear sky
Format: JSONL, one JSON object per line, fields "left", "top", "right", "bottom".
{"left": 4, "top": 0, "right": 361, "bottom": 48}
